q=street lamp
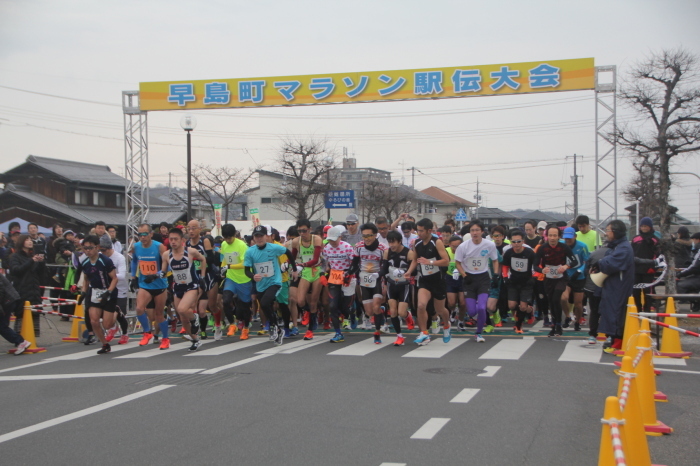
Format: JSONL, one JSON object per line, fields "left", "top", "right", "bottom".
{"left": 324, "top": 156, "right": 333, "bottom": 223}
{"left": 180, "top": 115, "right": 197, "bottom": 221}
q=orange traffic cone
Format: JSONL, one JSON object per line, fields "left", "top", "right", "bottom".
{"left": 656, "top": 298, "right": 692, "bottom": 358}
{"left": 62, "top": 299, "right": 84, "bottom": 342}
{"left": 8, "top": 301, "right": 46, "bottom": 354}
{"left": 613, "top": 297, "right": 639, "bottom": 356}
{"left": 635, "top": 332, "right": 672, "bottom": 435}
{"left": 598, "top": 396, "right": 625, "bottom": 466}
{"left": 616, "top": 356, "right": 652, "bottom": 466}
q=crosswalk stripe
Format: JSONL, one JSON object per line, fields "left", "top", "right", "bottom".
{"left": 328, "top": 337, "right": 387, "bottom": 356}
{"left": 410, "top": 418, "right": 450, "bottom": 439}
{"left": 450, "top": 388, "right": 480, "bottom": 403}
{"left": 186, "top": 338, "right": 269, "bottom": 356}
{"left": 256, "top": 336, "right": 331, "bottom": 354}
{"left": 479, "top": 337, "right": 535, "bottom": 360}
{"left": 46, "top": 341, "right": 141, "bottom": 361}
{"left": 114, "top": 341, "right": 192, "bottom": 358}
{"left": 558, "top": 340, "right": 602, "bottom": 363}
{"left": 402, "top": 338, "right": 466, "bottom": 358}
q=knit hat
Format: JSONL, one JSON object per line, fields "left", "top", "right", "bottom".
{"left": 640, "top": 217, "right": 653, "bottom": 228}
{"left": 99, "top": 234, "right": 113, "bottom": 249}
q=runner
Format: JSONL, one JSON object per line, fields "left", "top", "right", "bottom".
{"left": 575, "top": 215, "right": 599, "bottom": 252}
{"left": 99, "top": 235, "right": 130, "bottom": 345}
{"left": 272, "top": 227, "right": 294, "bottom": 337}
{"left": 523, "top": 220, "right": 541, "bottom": 249}
{"left": 341, "top": 214, "right": 362, "bottom": 247}
{"left": 244, "top": 225, "right": 297, "bottom": 346}
{"left": 291, "top": 219, "right": 324, "bottom": 340}
{"left": 375, "top": 217, "right": 391, "bottom": 248}
{"left": 129, "top": 224, "right": 170, "bottom": 349}
{"left": 382, "top": 230, "right": 416, "bottom": 346}
{"left": 533, "top": 225, "right": 578, "bottom": 337}
{"left": 220, "top": 223, "right": 253, "bottom": 340}
{"left": 347, "top": 223, "right": 388, "bottom": 344}
{"left": 444, "top": 235, "right": 467, "bottom": 330}
{"left": 404, "top": 218, "right": 452, "bottom": 346}
{"left": 186, "top": 219, "right": 221, "bottom": 340}
{"left": 323, "top": 226, "right": 356, "bottom": 343}
{"left": 454, "top": 221, "right": 500, "bottom": 343}
{"left": 561, "top": 227, "right": 589, "bottom": 332}
{"left": 285, "top": 226, "right": 301, "bottom": 336}
{"left": 79, "top": 235, "right": 118, "bottom": 354}
{"left": 162, "top": 227, "right": 207, "bottom": 351}
{"left": 501, "top": 229, "right": 537, "bottom": 333}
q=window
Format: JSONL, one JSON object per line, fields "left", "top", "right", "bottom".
{"left": 93, "top": 192, "right": 106, "bottom": 206}
{"left": 261, "top": 197, "right": 272, "bottom": 204}
{"left": 115, "top": 193, "right": 124, "bottom": 208}
{"left": 74, "top": 189, "right": 89, "bottom": 205}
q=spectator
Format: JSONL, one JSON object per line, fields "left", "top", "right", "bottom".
{"left": 672, "top": 226, "right": 693, "bottom": 269}
{"left": 9, "top": 234, "right": 46, "bottom": 336}
{"left": 0, "top": 274, "right": 32, "bottom": 354}
{"left": 27, "top": 222, "right": 47, "bottom": 257}
{"left": 8, "top": 221, "right": 21, "bottom": 236}
{"left": 631, "top": 217, "right": 659, "bottom": 313}
{"left": 107, "top": 225, "right": 123, "bottom": 254}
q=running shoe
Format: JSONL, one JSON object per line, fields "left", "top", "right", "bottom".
{"left": 475, "top": 334, "right": 485, "bottom": 343}
{"left": 270, "top": 325, "right": 278, "bottom": 342}
{"left": 240, "top": 328, "right": 249, "bottom": 340}
{"left": 574, "top": 322, "right": 581, "bottom": 332}
{"left": 159, "top": 337, "right": 170, "bottom": 350}
{"left": 548, "top": 327, "right": 556, "bottom": 337}
{"left": 554, "top": 324, "right": 563, "bottom": 336}
{"left": 342, "top": 318, "right": 351, "bottom": 331}
{"left": 14, "top": 340, "right": 31, "bottom": 355}
{"left": 484, "top": 325, "right": 495, "bottom": 334}
{"left": 361, "top": 316, "right": 371, "bottom": 330}
{"left": 189, "top": 339, "right": 202, "bottom": 352}
{"left": 118, "top": 334, "right": 129, "bottom": 345}
{"left": 97, "top": 344, "right": 111, "bottom": 354}
{"left": 373, "top": 332, "right": 381, "bottom": 344}
{"left": 562, "top": 317, "right": 571, "bottom": 329}
{"left": 580, "top": 317, "right": 587, "bottom": 325}
{"left": 182, "top": 333, "right": 193, "bottom": 341}
{"left": 84, "top": 333, "right": 96, "bottom": 345}
{"left": 350, "top": 313, "right": 358, "bottom": 329}
{"left": 323, "top": 319, "right": 331, "bottom": 330}
{"left": 284, "top": 328, "right": 291, "bottom": 338}
{"left": 464, "top": 318, "right": 477, "bottom": 327}
{"left": 514, "top": 327, "right": 524, "bottom": 335}
{"left": 543, "top": 319, "right": 551, "bottom": 327}
{"left": 587, "top": 336, "right": 597, "bottom": 345}
{"left": 200, "top": 330, "right": 208, "bottom": 340}
{"left": 302, "top": 311, "right": 310, "bottom": 326}
{"left": 380, "top": 323, "right": 390, "bottom": 334}
{"left": 303, "top": 330, "right": 314, "bottom": 341}
{"left": 527, "top": 315, "right": 535, "bottom": 325}
{"left": 290, "top": 327, "right": 299, "bottom": 337}
{"left": 139, "top": 332, "right": 154, "bottom": 346}
{"left": 258, "top": 323, "right": 269, "bottom": 336}
{"left": 170, "top": 318, "right": 177, "bottom": 333}
{"left": 414, "top": 333, "right": 430, "bottom": 346}
{"left": 227, "top": 324, "right": 237, "bottom": 337}
{"left": 495, "top": 321, "right": 503, "bottom": 327}
{"left": 603, "top": 346, "right": 618, "bottom": 354}
{"left": 179, "top": 327, "right": 186, "bottom": 334}
{"left": 393, "top": 335, "right": 405, "bottom": 346}
{"left": 330, "top": 333, "right": 344, "bottom": 343}
{"left": 458, "top": 322, "right": 466, "bottom": 331}
{"left": 406, "top": 313, "right": 415, "bottom": 330}
{"left": 443, "top": 326, "right": 451, "bottom": 343}
{"left": 275, "top": 326, "right": 284, "bottom": 346}
{"left": 430, "top": 320, "right": 439, "bottom": 335}
{"left": 105, "top": 326, "right": 118, "bottom": 342}
{"left": 153, "top": 334, "right": 160, "bottom": 344}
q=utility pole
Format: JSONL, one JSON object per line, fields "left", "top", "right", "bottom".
{"left": 168, "top": 172, "right": 172, "bottom": 195}
{"left": 565, "top": 154, "right": 583, "bottom": 219}
{"left": 474, "top": 178, "right": 482, "bottom": 216}
{"left": 407, "top": 166, "right": 416, "bottom": 188}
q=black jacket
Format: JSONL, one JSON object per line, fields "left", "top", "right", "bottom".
{"left": 8, "top": 251, "right": 45, "bottom": 304}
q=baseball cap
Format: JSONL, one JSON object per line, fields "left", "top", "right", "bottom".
{"left": 346, "top": 214, "right": 359, "bottom": 223}
{"left": 537, "top": 221, "right": 547, "bottom": 230}
{"left": 563, "top": 227, "right": 576, "bottom": 239}
{"left": 326, "top": 226, "right": 343, "bottom": 241}
{"left": 63, "top": 230, "right": 75, "bottom": 238}
{"left": 252, "top": 225, "right": 267, "bottom": 236}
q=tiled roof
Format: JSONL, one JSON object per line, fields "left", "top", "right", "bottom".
{"left": 420, "top": 186, "right": 477, "bottom": 207}
{"left": 24, "top": 155, "right": 128, "bottom": 187}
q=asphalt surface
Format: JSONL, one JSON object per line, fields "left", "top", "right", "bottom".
{"left": 1, "top": 317, "right": 699, "bottom": 466}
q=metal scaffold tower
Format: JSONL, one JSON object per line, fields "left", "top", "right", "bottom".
{"left": 594, "top": 65, "right": 618, "bottom": 232}
{"left": 122, "top": 91, "right": 149, "bottom": 249}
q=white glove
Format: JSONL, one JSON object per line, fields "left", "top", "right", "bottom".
{"left": 392, "top": 269, "right": 404, "bottom": 278}
{"left": 655, "top": 255, "right": 667, "bottom": 269}
{"left": 280, "top": 262, "right": 289, "bottom": 273}
{"left": 452, "top": 269, "right": 460, "bottom": 280}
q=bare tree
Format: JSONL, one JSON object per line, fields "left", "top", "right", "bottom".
{"left": 272, "top": 137, "right": 339, "bottom": 220}
{"left": 615, "top": 48, "right": 700, "bottom": 292}
{"left": 191, "top": 164, "right": 255, "bottom": 222}
{"left": 359, "top": 181, "right": 414, "bottom": 223}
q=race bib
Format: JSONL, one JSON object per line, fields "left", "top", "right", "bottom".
{"left": 545, "top": 264, "right": 562, "bottom": 279}
{"left": 388, "top": 266, "right": 408, "bottom": 284}
{"left": 359, "top": 271, "right": 378, "bottom": 288}
{"left": 511, "top": 258, "right": 529, "bottom": 273}
{"left": 328, "top": 269, "right": 344, "bottom": 285}
{"left": 466, "top": 257, "right": 487, "bottom": 272}
{"left": 420, "top": 258, "right": 439, "bottom": 276}
{"left": 92, "top": 288, "right": 108, "bottom": 302}
{"left": 255, "top": 261, "right": 274, "bottom": 278}
{"left": 139, "top": 260, "right": 158, "bottom": 275}
{"left": 223, "top": 252, "right": 240, "bottom": 265}
{"left": 173, "top": 267, "right": 192, "bottom": 285}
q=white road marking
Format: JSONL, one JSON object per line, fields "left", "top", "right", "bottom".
{"left": 328, "top": 338, "right": 387, "bottom": 356}
{"left": 450, "top": 388, "right": 480, "bottom": 403}
{"left": 478, "top": 365, "right": 501, "bottom": 377}
{"left": 200, "top": 354, "right": 273, "bottom": 374}
{"left": 0, "top": 369, "right": 203, "bottom": 381}
{"left": 186, "top": 338, "right": 268, "bottom": 356}
{"left": 0, "top": 385, "right": 174, "bottom": 444}
{"left": 46, "top": 341, "right": 141, "bottom": 360}
{"left": 0, "top": 360, "right": 54, "bottom": 374}
{"left": 558, "top": 340, "right": 602, "bottom": 363}
{"left": 256, "top": 336, "right": 330, "bottom": 354}
{"left": 410, "top": 417, "right": 450, "bottom": 439}
{"left": 479, "top": 337, "right": 535, "bottom": 360}
{"left": 114, "top": 341, "right": 192, "bottom": 358}
{"left": 402, "top": 338, "right": 466, "bottom": 358}
{"left": 652, "top": 357, "right": 687, "bottom": 366}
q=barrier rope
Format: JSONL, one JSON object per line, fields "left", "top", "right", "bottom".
{"left": 42, "top": 297, "right": 78, "bottom": 303}
{"left": 40, "top": 285, "right": 70, "bottom": 291}
{"left": 635, "top": 315, "right": 700, "bottom": 338}
{"left": 632, "top": 256, "right": 667, "bottom": 289}
{"left": 29, "top": 302, "right": 77, "bottom": 308}
{"left": 617, "top": 371, "right": 636, "bottom": 412}
{"left": 29, "top": 308, "right": 84, "bottom": 320}
{"left": 601, "top": 418, "right": 627, "bottom": 466}
{"left": 632, "top": 346, "right": 649, "bottom": 368}
{"left": 633, "top": 312, "right": 700, "bottom": 319}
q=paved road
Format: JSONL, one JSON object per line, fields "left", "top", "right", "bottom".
{"left": 1, "top": 324, "right": 699, "bottom": 465}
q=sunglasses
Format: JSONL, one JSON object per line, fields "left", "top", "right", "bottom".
{"left": 138, "top": 232, "right": 149, "bottom": 237}
{"left": 511, "top": 240, "right": 522, "bottom": 243}
{"left": 346, "top": 222, "right": 357, "bottom": 226}
{"left": 83, "top": 246, "right": 95, "bottom": 251}
{"left": 362, "top": 234, "right": 375, "bottom": 238}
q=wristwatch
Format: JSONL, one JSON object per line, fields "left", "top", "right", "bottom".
{"left": 430, "top": 260, "right": 434, "bottom": 265}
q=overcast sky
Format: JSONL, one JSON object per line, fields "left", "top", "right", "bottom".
{"left": 1, "top": 0, "right": 699, "bottom": 221}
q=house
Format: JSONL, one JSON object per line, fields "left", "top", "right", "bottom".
{"left": 509, "top": 209, "right": 572, "bottom": 226}
{"left": 472, "top": 207, "right": 519, "bottom": 227}
{"left": 420, "top": 186, "right": 478, "bottom": 220}
{"left": 0, "top": 155, "right": 185, "bottom": 235}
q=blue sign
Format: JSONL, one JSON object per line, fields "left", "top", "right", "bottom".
{"left": 455, "top": 208, "right": 468, "bottom": 221}
{"left": 325, "top": 190, "right": 355, "bottom": 209}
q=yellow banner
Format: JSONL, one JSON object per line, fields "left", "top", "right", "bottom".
{"left": 139, "top": 58, "right": 595, "bottom": 111}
